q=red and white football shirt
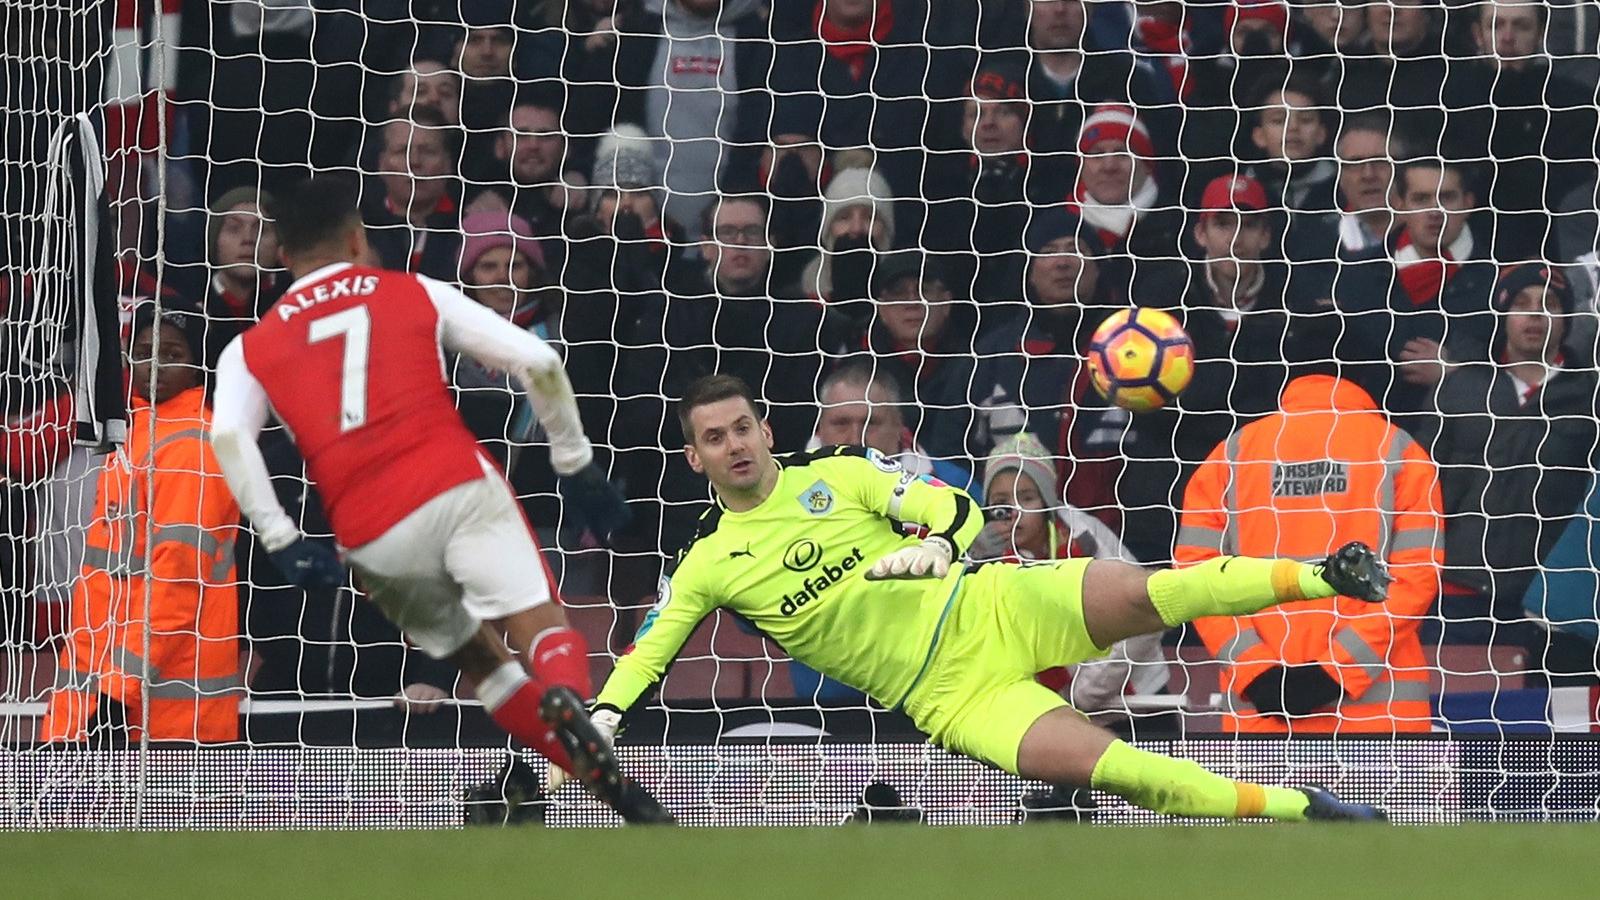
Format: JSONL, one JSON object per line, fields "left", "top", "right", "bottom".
{"left": 238, "top": 264, "right": 485, "bottom": 546}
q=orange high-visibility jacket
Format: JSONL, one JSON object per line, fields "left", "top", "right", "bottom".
{"left": 1179, "top": 375, "right": 1443, "bottom": 733}
{"left": 41, "top": 386, "right": 242, "bottom": 743}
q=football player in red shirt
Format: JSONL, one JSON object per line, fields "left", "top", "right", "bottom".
{"left": 210, "top": 176, "right": 668, "bottom": 823}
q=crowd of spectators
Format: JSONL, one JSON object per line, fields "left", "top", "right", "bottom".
{"left": 5, "top": 0, "right": 1600, "bottom": 730}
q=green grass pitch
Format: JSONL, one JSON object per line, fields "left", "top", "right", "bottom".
{"left": 3, "top": 825, "right": 1595, "bottom": 899}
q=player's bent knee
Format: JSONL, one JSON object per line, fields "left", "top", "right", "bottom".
{"left": 1082, "top": 559, "right": 1152, "bottom": 604}
{"left": 1014, "top": 706, "right": 1117, "bottom": 786}
{"left": 1080, "top": 560, "right": 1163, "bottom": 650}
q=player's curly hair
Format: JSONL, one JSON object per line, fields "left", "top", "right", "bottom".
{"left": 679, "top": 374, "right": 762, "bottom": 444}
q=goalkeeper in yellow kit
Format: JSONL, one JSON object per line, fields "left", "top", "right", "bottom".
{"left": 585, "top": 374, "right": 1389, "bottom": 821}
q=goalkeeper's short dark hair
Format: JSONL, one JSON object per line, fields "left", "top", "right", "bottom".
{"left": 679, "top": 374, "right": 763, "bottom": 444}
{"left": 268, "top": 174, "right": 363, "bottom": 258}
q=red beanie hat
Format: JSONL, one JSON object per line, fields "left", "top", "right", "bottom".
{"left": 1077, "top": 104, "right": 1155, "bottom": 160}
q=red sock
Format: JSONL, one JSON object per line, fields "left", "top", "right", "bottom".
{"left": 530, "top": 626, "right": 593, "bottom": 699}
{"left": 488, "top": 678, "right": 574, "bottom": 775}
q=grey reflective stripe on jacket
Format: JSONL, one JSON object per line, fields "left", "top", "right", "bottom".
{"left": 1390, "top": 525, "right": 1441, "bottom": 553}
{"left": 1333, "top": 627, "right": 1389, "bottom": 681}
{"left": 110, "top": 645, "right": 244, "bottom": 700}
{"left": 1221, "top": 431, "right": 1243, "bottom": 555}
{"left": 148, "top": 427, "right": 210, "bottom": 461}
{"left": 1216, "top": 630, "right": 1264, "bottom": 664}
{"left": 53, "top": 666, "right": 98, "bottom": 693}
{"left": 81, "top": 542, "right": 143, "bottom": 577}
{"left": 146, "top": 673, "right": 246, "bottom": 700}
{"left": 82, "top": 524, "right": 235, "bottom": 580}
{"left": 1375, "top": 429, "right": 1417, "bottom": 557}
{"left": 1176, "top": 523, "right": 1225, "bottom": 553}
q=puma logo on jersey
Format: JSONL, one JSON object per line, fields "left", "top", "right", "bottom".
{"left": 276, "top": 274, "right": 380, "bottom": 321}
{"left": 728, "top": 544, "right": 755, "bottom": 560}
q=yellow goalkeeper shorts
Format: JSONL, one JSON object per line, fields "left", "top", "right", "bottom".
{"left": 901, "top": 558, "right": 1107, "bottom": 776}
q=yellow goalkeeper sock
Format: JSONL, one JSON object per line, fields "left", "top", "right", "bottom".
{"left": 1145, "top": 556, "right": 1334, "bottom": 628}
{"left": 1090, "top": 739, "right": 1309, "bottom": 822}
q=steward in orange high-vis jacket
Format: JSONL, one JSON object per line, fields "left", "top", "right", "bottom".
{"left": 1178, "top": 373, "right": 1442, "bottom": 733}
{"left": 41, "top": 305, "right": 241, "bottom": 744}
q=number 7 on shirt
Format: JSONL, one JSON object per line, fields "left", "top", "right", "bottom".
{"left": 307, "top": 305, "right": 371, "bottom": 433}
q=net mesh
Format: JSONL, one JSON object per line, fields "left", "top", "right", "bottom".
{"left": 4, "top": 0, "right": 1600, "bottom": 827}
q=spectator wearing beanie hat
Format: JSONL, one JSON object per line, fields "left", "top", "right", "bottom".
{"left": 590, "top": 124, "right": 667, "bottom": 231}
{"left": 856, "top": 249, "right": 979, "bottom": 460}
{"left": 968, "top": 432, "right": 1170, "bottom": 712}
{"left": 448, "top": 212, "right": 566, "bottom": 518}
{"left": 964, "top": 60, "right": 1035, "bottom": 193}
{"left": 457, "top": 211, "right": 552, "bottom": 334}
{"left": 128, "top": 302, "right": 208, "bottom": 402}
{"left": 202, "top": 187, "right": 283, "bottom": 372}
{"left": 1072, "top": 105, "right": 1159, "bottom": 243}
{"left": 799, "top": 166, "right": 896, "bottom": 314}
{"left": 566, "top": 125, "right": 683, "bottom": 302}
{"left": 971, "top": 432, "right": 1133, "bottom": 565}
{"left": 1224, "top": 0, "right": 1289, "bottom": 56}
{"left": 1070, "top": 104, "right": 1184, "bottom": 306}
{"left": 1423, "top": 262, "right": 1600, "bottom": 643}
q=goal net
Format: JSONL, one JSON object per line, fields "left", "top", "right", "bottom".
{"left": 4, "top": 0, "right": 1600, "bottom": 828}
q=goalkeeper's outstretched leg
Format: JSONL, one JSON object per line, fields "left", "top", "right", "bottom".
{"left": 1009, "top": 540, "right": 1392, "bottom": 822}
{"left": 1014, "top": 707, "right": 1384, "bottom": 821}
{"left": 1077, "top": 540, "right": 1392, "bottom": 651}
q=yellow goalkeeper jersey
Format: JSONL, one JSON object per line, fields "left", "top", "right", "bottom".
{"left": 595, "top": 445, "right": 984, "bottom": 712}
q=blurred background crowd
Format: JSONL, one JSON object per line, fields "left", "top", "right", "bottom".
{"left": 3, "top": 0, "right": 1600, "bottom": 735}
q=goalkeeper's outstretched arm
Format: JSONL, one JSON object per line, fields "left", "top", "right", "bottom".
{"left": 593, "top": 559, "right": 720, "bottom": 715}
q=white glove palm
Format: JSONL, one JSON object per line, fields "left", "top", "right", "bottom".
{"left": 547, "top": 706, "right": 620, "bottom": 793}
{"left": 865, "top": 537, "right": 954, "bottom": 580}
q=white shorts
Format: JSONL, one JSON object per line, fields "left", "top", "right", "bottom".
{"left": 345, "top": 467, "right": 554, "bottom": 658}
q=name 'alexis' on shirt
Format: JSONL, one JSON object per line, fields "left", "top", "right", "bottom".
{"left": 274, "top": 274, "right": 380, "bottom": 321}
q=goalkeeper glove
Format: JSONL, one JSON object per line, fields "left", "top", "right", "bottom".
{"left": 865, "top": 536, "right": 954, "bottom": 581}
{"left": 268, "top": 538, "right": 346, "bottom": 590}
{"left": 558, "top": 462, "right": 632, "bottom": 544}
{"left": 547, "top": 704, "right": 621, "bottom": 793}
{"left": 1242, "top": 664, "right": 1343, "bottom": 716}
